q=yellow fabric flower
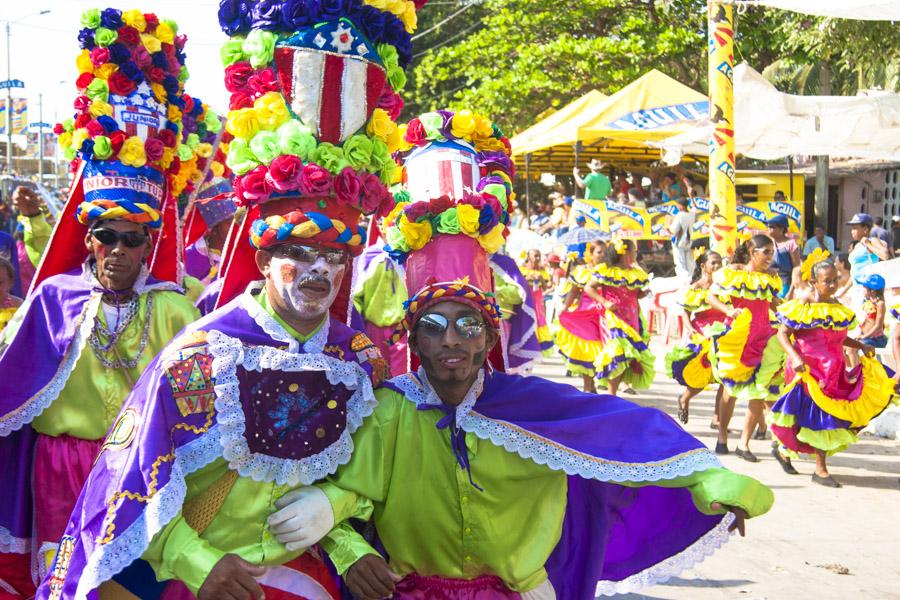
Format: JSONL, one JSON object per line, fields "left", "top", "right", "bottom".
{"left": 159, "top": 147, "right": 176, "bottom": 170}
{"left": 95, "top": 63, "right": 118, "bottom": 80}
{"left": 155, "top": 23, "right": 175, "bottom": 44}
{"left": 88, "top": 100, "right": 114, "bottom": 118}
{"left": 450, "top": 110, "right": 476, "bottom": 139}
{"left": 196, "top": 142, "right": 214, "bottom": 159}
{"left": 402, "top": 1, "right": 417, "bottom": 33}
{"left": 384, "top": 202, "right": 407, "bottom": 228}
{"left": 210, "top": 161, "right": 225, "bottom": 178}
{"left": 122, "top": 9, "right": 147, "bottom": 32}
{"left": 254, "top": 92, "right": 289, "bottom": 131}
{"left": 474, "top": 137, "right": 506, "bottom": 153}
{"left": 472, "top": 114, "right": 494, "bottom": 141}
{"left": 58, "top": 131, "right": 73, "bottom": 150}
{"left": 366, "top": 108, "right": 396, "bottom": 142}
{"left": 226, "top": 108, "right": 261, "bottom": 140}
{"left": 398, "top": 215, "right": 432, "bottom": 251}
{"left": 390, "top": 165, "right": 404, "bottom": 185}
{"left": 385, "top": 125, "right": 405, "bottom": 154}
{"left": 479, "top": 223, "right": 506, "bottom": 253}
{"left": 367, "top": 0, "right": 390, "bottom": 9}
{"left": 167, "top": 104, "right": 183, "bottom": 124}
{"left": 119, "top": 136, "right": 147, "bottom": 168}
{"left": 76, "top": 50, "right": 94, "bottom": 74}
{"left": 141, "top": 33, "right": 162, "bottom": 54}
{"left": 457, "top": 203, "right": 480, "bottom": 236}
{"left": 150, "top": 83, "right": 167, "bottom": 103}
{"left": 70, "top": 129, "right": 89, "bottom": 152}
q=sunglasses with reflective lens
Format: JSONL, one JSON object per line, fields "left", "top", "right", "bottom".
{"left": 273, "top": 244, "right": 348, "bottom": 266}
{"left": 416, "top": 314, "right": 486, "bottom": 339}
{"left": 91, "top": 228, "right": 149, "bottom": 248}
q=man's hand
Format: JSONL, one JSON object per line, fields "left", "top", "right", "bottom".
{"left": 710, "top": 502, "right": 749, "bottom": 537}
{"left": 12, "top": 187, "right": 41, "bottom": 218}
{"left": 572, "top": 167, "right": 581, "bottom": 177}
{"left": 345, "top": 554, "right": 403, "bottom": 600}
{"left": 268, "top": 486, "right": 334, "bottom": 551}
{"left": 859, "top": 343, "right": 876, "bottom": 358}
{"left": 198, "top": 554, "right": 267, "bottom": 600}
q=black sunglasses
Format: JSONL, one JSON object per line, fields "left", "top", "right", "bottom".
{"left": 270, "top": 244, "right": 348, "bottom": 266}
{"left": 416, "top": 314, "right": 486, "bottom": 339}
{"left": 91, "top": 228, "right": 149, "bottom": 248}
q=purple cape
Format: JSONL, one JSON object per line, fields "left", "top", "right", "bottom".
{"left": 386, "top": 370, "right": 737, "bottom": 599}
{"left": 489, "top": 254, "right": 542, "bottom": 374}
{"left": 0, "top": 265, "right": 181, "bottom": 552}
{"left": 36, "top": 284, "right": 385, "bottom": 600}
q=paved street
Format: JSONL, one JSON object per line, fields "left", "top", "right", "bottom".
{"left": 531, "top": 346, "right": 900, "bottom": 600}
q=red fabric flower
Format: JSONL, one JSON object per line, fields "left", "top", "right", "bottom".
{"left": 404, "top": 201, "right": 429, "bottom": 223}
{"left": 404, "top": 118, "right": 427, "bottom": 146}
{"left": 156, "top": 129, "right": 177, "bottom": 148}
{"left": 75, "top": 73, "right": 95, "bottom": 90}
{"left": 74, "top": 113, "right": 91, "bottom": 129}
{"left": 236, "top": 165, "right": 273, "bottom": 205}
{"left": 116, "top": 26, "right": 140, "bottom": 46}
{"left": 162, "top": 43, "right": 176, "bottom": 62}
{"left": 229, "top": 92, "right": 254, "bottom": 111}
{"left": 73, "top": 96, "right": 91, "bottom": 112}
{"left": 144, "top": 138, "right": 165, "bottom": 163}
{"left": 376, "top": 89, "right": 404, "bottom": 121}
{"left": 247, "top": 68, "right": 279, "bottom": 96}
{"left": 131, "top": 46, "right": 151, "bottom": 69}
{"left": 224, "top": 62, "right": 254, "bottom": 93}
{"left": 266, "top": 154, "right": 303, "bottom": 193}
{"left": 147, "top": 67, "right": 165, "bottom": 83}
{"left": 108, "top": 72, "right": 138, "bottom": 96}
{"left": 90, "top": 47, "right": 110, "bottom": 67}
{"left": 144, "top": 13, "right": 159, "bottom": 30}
{"left": 459, "top": 193, "right": 485, "bottom": 210}
{"left": 85, "top": 120, "right": 105, "bottom": 138}
{"left": 53, "top": 123, "right": 64, "bottom": 135}
{"left": 334, "top": 167, "right": 362, "bottom": 206}
{"left": 167, "top": 156, "right": 181, "bottom": 174}
{"left": 359, "top": 173, "right": 389, "bottom": 214}
{"left": 299, "top": 164, "right": 333, "bottom": 197}
{"left": 183, "top": 95, "right": 195, "bottom": 114}
{"left": 109, "top": 131, "right": 126, "bottom": 153}
{"left": 428, "top": 195, "right": 454, "bottom": 215}
{"left": 175, "top": 34, "right": 187, "bottom": 51}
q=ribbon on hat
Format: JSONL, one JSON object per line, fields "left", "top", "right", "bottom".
{"left": 250, "top": 209, "right": 366, "bottom": 252}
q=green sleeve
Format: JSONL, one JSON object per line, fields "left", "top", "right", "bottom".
{"left": 493, "top": 274, "right": 524, "bottom": 318}
{"left": 141, "top": 513, "right": 226, "bottom": 595}
{"left": 18, "top": 214, "right": 51, "bottom": 267}
{"left": 355, "top": 262, "right": 408, "bottom": 326}
{"left": 319, "top": 521, "right": 380, "bottom": 575}
{"left": 624, "top": 467, "right": 774, "bottom": 518}
{"left": 182, "top": 276, "right": 205, "bottom": 304}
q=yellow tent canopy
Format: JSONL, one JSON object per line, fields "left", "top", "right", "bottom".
{"left": 513, "top": 70, "right": 709, "bottom": 176}
{"left": 509, "top": 90, "right": 607, "bottom": 154}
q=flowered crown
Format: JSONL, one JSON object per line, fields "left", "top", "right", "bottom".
{"left": 218, "top": 0, "right": 426, "bottom": 254}
{"left": 380, "top": 109, "right": 514, "bottom": 257}
{"left": 57, "top": 8, "right": 192, "bottom": 229}
{"left": 173, "top": 95, "right": 229, "bottom": 204}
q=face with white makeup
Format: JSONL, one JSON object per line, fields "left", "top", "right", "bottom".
{"left": 255, "top": 242, "right": 349, "bottom": 335}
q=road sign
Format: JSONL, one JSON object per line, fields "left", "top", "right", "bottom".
{"left": 0, "top": 80, "right": 25, "bottom": 90}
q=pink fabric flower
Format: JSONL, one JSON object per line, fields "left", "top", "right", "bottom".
{"left": 235, "top": 165, "right": 273, "bottom": 206}
{"left": 334, "top": 167, "right": 362, "bottom": 206}
{"left": 144, "top": 138, "right": 165, "bottom": 162}
{"left": 266, "top": 154, "right": 303, "bottom": 193}
{"left": 299, "top": 163, "right": 333, "bottom": 197}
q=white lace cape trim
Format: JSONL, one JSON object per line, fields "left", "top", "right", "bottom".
{"left": 238, "top": 282, "right": 331, "bottom": 354}
{"left": 75, "top": 429, "right": 222, "bottom": 599}
{"left": 390, "top": 369, "right": 722, "bottom": 482}
{"left": 489, "top": 260, "right": 542, "bottom": 375}
{"left": 0, "top": 525, "right": 29, "bottom": 554}
{"left": 594, "top": 512, "right": 735, "bottom": 596}
{"left": 207, "top": 320, "right": 376, "bottom": 486}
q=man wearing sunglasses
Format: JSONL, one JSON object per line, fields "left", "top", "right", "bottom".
{"left": 0, "top": 15, "right": 201, "bottom": 596}
{"left": 264, "top": 110, "right": 775, "bottom": 600}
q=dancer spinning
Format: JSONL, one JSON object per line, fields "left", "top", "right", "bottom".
{"left": 708, "top": 235, "right": 786, "bottom": 461}
{"left": 665, "top": 251, "right": 726, "bottom": 424}
{"left": 770, "top": 260, "right": 898, "bottom": 487}
{"left": 519, "top": 249, "right": 555, "bottom": 354}
{"left": 587, "top": 239, "right": 654, "bottom": 394}
{"left": 556, "top": 243, "right": 606, "bottom": 392}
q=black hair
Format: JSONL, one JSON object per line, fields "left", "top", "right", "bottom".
{"left": 691, "top": 250, "right": 722, "bottom": 283}
{"left": 676, "top": 196, "right": 690, "bottom": 208}
{"left": 732, "top": 234, "right": 773, "bottom": 265}
{"left": 835, "top": 252, "right": 850, "bottom": 268}
{"left": 0, "top": 257, "right": 15, "bottom": 284}
{"left": 604, "top": 239, "right": 634, "bottom": 267}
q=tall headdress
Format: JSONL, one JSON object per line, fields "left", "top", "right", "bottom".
{"left": 214, "top": 0, "right": 427, "bottom": 316}
{"left": 34, "top": 8, "right": 194, "bottom": 291}
{"left": 382, "top": 108, "right": 514, "bottom": 352}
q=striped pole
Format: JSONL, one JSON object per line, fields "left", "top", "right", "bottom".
{"left": 707, "top": 0, "right": 737, "bottom": 257}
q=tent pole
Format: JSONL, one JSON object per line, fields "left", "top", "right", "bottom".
{"left": 525, "top": 153, "right": 532, "bottom": 221}
{"left": 707, "top": 0, "right": 737, "bottom": 257}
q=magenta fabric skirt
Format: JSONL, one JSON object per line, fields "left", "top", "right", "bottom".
{"left": 393, "top": 573, "right": 521, "bottom": 599}
{"left": 33, "top": 434, "right": 103, "bottom": 546}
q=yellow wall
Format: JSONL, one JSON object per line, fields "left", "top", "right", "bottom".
{"left": 736, "top": 171, "right": 805, "bottom": 203}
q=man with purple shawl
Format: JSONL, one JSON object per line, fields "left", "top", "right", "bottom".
{"left": 266, "top": 111, "right": 774, "bottom": 599}
{"left": 0, "top": 9, "right": 201, "bottom": 596}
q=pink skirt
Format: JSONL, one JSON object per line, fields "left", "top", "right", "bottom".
{"left": 393, "top": 573, "right": 521, "bottom": 600}
{"left": 33, "top": 434, "right": 103, "bottom": 547}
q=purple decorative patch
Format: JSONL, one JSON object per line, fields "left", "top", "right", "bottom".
{"left": 237, "top": 368, "right": 352, "bottom": 459}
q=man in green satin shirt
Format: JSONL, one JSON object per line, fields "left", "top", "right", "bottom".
{"left": 268, "top": 255, "right": 775, "bottom": 600}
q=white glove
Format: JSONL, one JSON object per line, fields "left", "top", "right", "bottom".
{"left": 520, "top": 579, "right": 556, "bottom": 600}
{"left": 268, "top": 486, "right": 335, "bottom": 552}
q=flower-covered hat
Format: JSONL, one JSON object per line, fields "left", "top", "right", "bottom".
{"left": 384, "top": 108, "right": 514, "bottom": 336}
{"left": 32, "top": 8, "right": 196, "bottom": 291}
{"left": 215, "top": 0, "right": 427, "bottom": 312}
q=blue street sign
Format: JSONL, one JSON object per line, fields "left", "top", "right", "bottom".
{"left": 0, "top": 80, "right": 25, "bottom": 90}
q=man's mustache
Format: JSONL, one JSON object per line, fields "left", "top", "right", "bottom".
{"left": 295, "top": 273, "right": 331, "bottom": 289}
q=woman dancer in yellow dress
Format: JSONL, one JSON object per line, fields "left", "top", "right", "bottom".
{"left": 556, "top": 243, "right": 606, "bottom": 392}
